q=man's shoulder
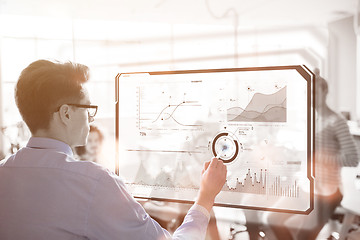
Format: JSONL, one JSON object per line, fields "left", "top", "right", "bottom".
{"left": 0, "top": 153, "right": 16, "bottom": 167}
{"left": 59, "top": 155, "right": 115, "bottom": 181}
{"left": 0, "top": 157, "right": 6, "bottom": 166}
{"left": 3, "top": 147, "right": 114, "bottom": 182}
{"left": 66, "top": 160, "right": 126, "bottom": 193}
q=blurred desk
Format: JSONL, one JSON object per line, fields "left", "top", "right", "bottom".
{"left": 339, "top": 167, "right": 360, "bottom": 240}
{"left": 213, "top": 206, "right": 247, "bottom": 224}
{"left": 142, "top": 201, "right": 181, "bottom": 222}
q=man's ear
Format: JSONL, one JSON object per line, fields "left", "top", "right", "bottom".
{"left": 58, "top": 105, "right": 71, "bottom": 125}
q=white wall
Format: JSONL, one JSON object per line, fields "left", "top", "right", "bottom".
{"left": 328, "top": 16, "right": 357, "bottom": 119}
{"left": 0, "top": 51, "right": 3, "bottom": 158}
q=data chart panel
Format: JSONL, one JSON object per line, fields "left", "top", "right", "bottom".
{"left": 116, "top": 66, "right": 314, "bottom": 213}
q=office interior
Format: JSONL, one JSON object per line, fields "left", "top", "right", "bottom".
{"left": 0, "top": 0, "right": 360, "bottom": 239}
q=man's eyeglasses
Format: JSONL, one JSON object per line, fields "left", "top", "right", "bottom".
{"left": 55, "top": 104, "right": 98, "bottom": 118}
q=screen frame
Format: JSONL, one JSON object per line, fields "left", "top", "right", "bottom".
{"left": 115, "top": 65, "right": 315, "bottom": 214}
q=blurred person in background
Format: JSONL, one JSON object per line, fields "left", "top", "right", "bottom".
{"left": 74, "top": 124, "right": 104, "bottom": 164}
{"left": 268, "top": 69, "right": 359, "bottom": 239}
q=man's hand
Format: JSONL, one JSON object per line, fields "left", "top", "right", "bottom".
{"left": 195, "top": 157, "right": 227, "bottom": 213}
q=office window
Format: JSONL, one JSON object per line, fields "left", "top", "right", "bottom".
{"left": 0, "top": 14, "right": 328, "bottom": 160}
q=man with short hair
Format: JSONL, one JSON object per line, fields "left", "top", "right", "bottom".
{"left": 0, "top": 59, "right": 227, "bottom": 240}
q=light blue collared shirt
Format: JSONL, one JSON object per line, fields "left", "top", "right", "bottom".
{"left": 0, "top": 137, "right": 210, "bottom": 240}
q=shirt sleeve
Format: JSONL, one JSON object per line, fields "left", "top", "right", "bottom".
{"left": 171, "top": 204, "right": 210, "bottom": 240}
{"left": 85, "top": 170, "right": 210, "bottom": 240}
{"left": 334, "top": 117, "right": 359, "bottom": 167}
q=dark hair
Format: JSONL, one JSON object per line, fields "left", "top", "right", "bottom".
{"left": 315, "top": 75, "right": 329, "bottom": 94}
{"left": 15, "top": 59, "right": 89, "bottom": 133}
{"left": 314, "top": 68, "right": 328, "bottom": 95}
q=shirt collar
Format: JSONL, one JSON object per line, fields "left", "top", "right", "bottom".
{"left": 26, "top": 137, "right": 74, "bottom": 156}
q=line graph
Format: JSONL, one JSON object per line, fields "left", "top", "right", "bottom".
{"left": 151, "top": 101, "right": 202, "bottom": 127}
{"left": 133, "top": 159, "right": 200, "bottom": 189}
{"left": 227, "top": 86, "right": 287, "bottom": 122}
{"left": 133, "top": 163, "right": 300, "bottom": 198}
{"left": 222, "top": 169, "right": 300, "bottom": 198}
{"left": 137, "top": 85, "right": 203, "bottom": 130}
{"left": 222, "top": 169, "right": 267, "bottom": 194}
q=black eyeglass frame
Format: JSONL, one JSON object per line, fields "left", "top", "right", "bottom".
{"left": 55, "top": 103, "right": 98, "bottom": 118}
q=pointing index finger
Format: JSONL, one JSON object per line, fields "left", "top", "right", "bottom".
{"left": 209, "top": 157, "right": 219, "bottom": 168}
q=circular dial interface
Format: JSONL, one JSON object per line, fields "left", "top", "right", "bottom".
{"left": 211, "top": 132, "right": 239, "bottom": 164}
